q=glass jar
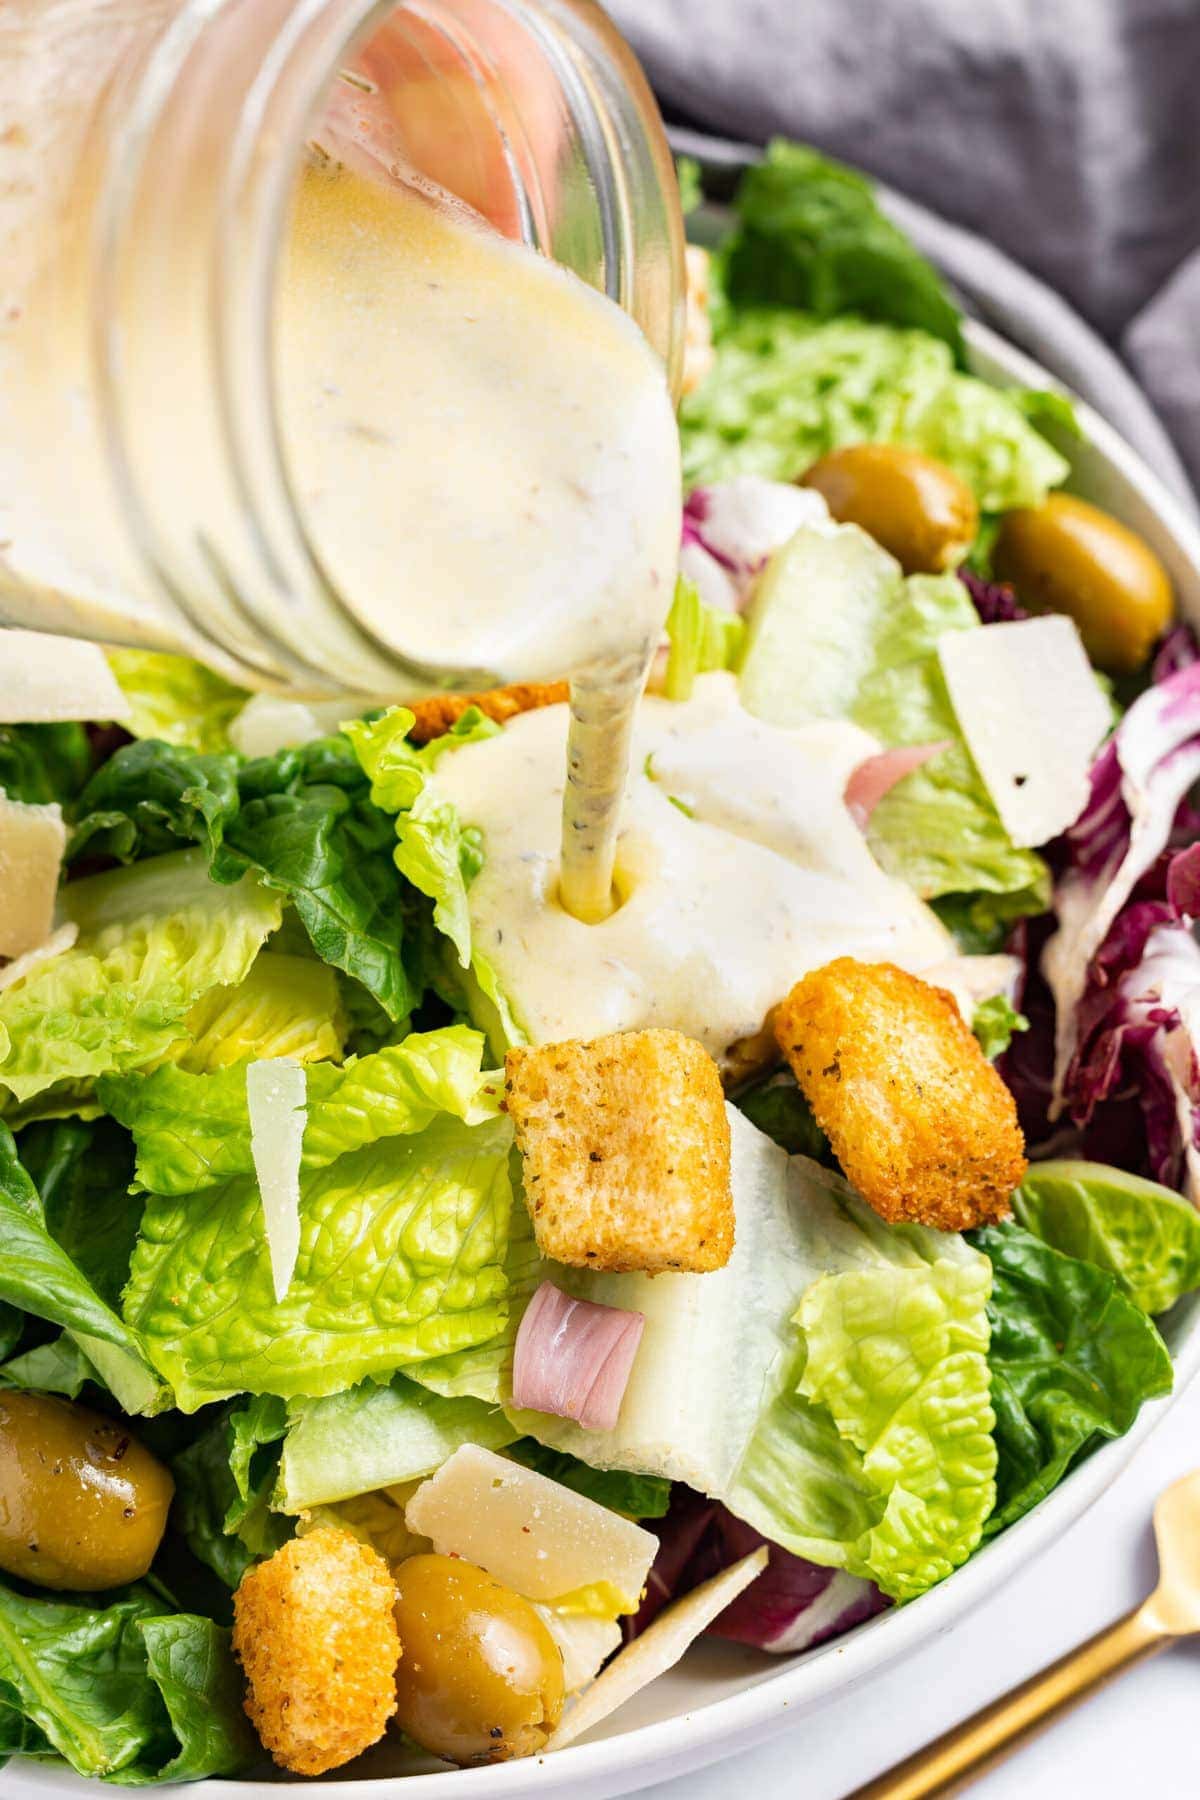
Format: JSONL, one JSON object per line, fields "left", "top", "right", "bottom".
{"left": 0, "top": 0, "right": 684, "bottom": 692}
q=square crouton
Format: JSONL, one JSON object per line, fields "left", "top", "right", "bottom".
{"left": 505, "top": 1029, "right": 733, "bottom": 1274}
{"left": 774, "top": 957, "right": 1026, "bottom": 1233}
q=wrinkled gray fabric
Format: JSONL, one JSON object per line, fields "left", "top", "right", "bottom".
{"left": 609, "top": 0, "right": 1200, "bottom": 492}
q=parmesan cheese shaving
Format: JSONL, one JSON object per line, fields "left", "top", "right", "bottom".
{"left": 0, "top": 792, "right": 66, "bottom": 958}
{"left": 547, "top": 1549, "right": 768, "bottom": 1749}
{"left": 938, "top": 616, "right": 1111, "bottom": 848}
{"left": 0, "top": 630, "right": 131, "bottom": 723}
{"left": 246, "top": 1057, "right": 307, "bottom": 1302}
{"left": 0, "top": 921, "right": 78, "bottom": 992}
{"left": 404, "top": 1444, "right": 657, "bottom": 1607}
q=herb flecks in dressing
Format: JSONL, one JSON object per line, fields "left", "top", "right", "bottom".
{"left": 432, "top": 673, "right": 953, "bottom": 1055}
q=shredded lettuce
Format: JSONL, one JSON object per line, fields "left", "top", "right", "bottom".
{"left": 105, "top": 649, "right": 247, "bottom": 753}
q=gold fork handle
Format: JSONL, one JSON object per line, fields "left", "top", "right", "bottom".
{"left": 844, "top": 1602, "right": 1167, "bottom": 1800}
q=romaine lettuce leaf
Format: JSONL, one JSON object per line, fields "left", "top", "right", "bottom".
{"left": 172, "top": 1396, "right": 290, "bottom": 1587}
{"left": 682, "top": 311, "right": 1069, "bottom": 510}
{"left": 16, "top": 1118, "right": 139, "bottom": 1310}
{"left": 739, "top": 535, "right": 1050, "bottom": 905}
{"left": 346, "top": 706, "right": 525, "bottom": 1051}
{"left": 123, "top": 1115, "right": 513, "bottom": 1409}
{"left": 0, "top": 1333, "right": 98, "bottom": 1398}
{"left": 0, "top": 1580, "right": 253, "bottom": 1782}
{"left": 177, "top": 951, "right": 345, "bottom": 1072}
{"left": 71, "top": 734, "right": 420, "bottom": 1021}
{"left": 974, "top": 1225, "right": 1173, "bottom": 1535}
{"left": 102, "top": 1024, "right": 495, "bottom": 1196}
{"left": 0, "top": 721, "right": 91, "bottom": 806}
{"left": 718, "top": 139, "right": 965, "bottom": 358}
{"left": 505, "top": 1440, "right": 672, "bottom": 1520}
{"left": 1012, "top": 1161, "right": 1200, "bottom": 1318}
{"left": 278, "top": 1375, "right": 518, "bottom": 1511}
{"left": 0, "top": 850, "right": 281, "bottom": 1107}
{"left": 972, "top": 994, "right": 1029, "bottom": 1062}
{"left": 0, "top": 1124, "right": 159, "bottom": 1413}
{"left": 105, "top": 649, "right": 247, "bottom": 753}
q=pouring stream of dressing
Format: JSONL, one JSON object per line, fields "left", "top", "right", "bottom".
{"left": 276, "top": 161, "right": 681, "bottom": 920}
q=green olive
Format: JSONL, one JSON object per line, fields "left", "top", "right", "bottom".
{"left": 993, "top": 493, "right": 1174, "bottom": 672}
{"left": 0, "top": 1391, "right": 174, "bottom": 1591}
{"left": 800, "top": 444, "right": 979, "bottom": 574}
{"left": 392, "top": 1554, "right": 564, "bottom": 1765}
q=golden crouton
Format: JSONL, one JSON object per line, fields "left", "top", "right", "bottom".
{"left": 505, "top": 1028, "right": 733, "bottom": 1273}
{"left": 232, "top": 1526, "right": 400, "bottom": 1777}
{"left": 406, "top": 682, "right": 569, "bottom": 746}
{"left": 774, "top": 958, "right": 1025, "bottom": 1232}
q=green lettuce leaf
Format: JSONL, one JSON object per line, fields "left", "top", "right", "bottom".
{"left": 123, "top": 1112, "right": 514, "bottom": 1408}
{"left": 172, "top": 1397, "right": 290, "bottom": 1587}
{"left": 102, "top": 1024, "right": 496, "bottom": 1196}
{"left": 0, "top": 850, "right": 282, "bottom": 1108}
{"left": 931, "top": 886, "right": 1050, "bottom": 955}
{"left": 71, "top": 734, "right": 420, "bottom": 1022}
{"left": 972, "top": 995, "right": 1028, "bottom": 1062}
{"left": 974, "top": 1225, "right": 1173, "bottom": 1536}
{"left": 681, "top": 312, "right": 1069, "bottom": 510}
{"left": 662, "top": 576, "right": 745, "bottom": 702}
{"left": 734, "top": 1073, "right": 829, "bottom": 1159}
{"left": 278, "top": 1374, "right": 518, "bottom": 1511}
{"left": 0, "top": 722, "right": 92, "bottom": 806}
{"left": 739, "top": 534, "right": 1050, "bottom": 903}
{"left": 0, "top": 1334, "right": 99, "bottom": 1398}
{"left": 346, "top": 706, "right": 525, "bottom": 1051}
{"left": 0, "top": 1580, "right": 254, "bottom": 1782}
{"left": 0, "top": 1124, "right": 159, "bottom": 1413}
{"left": 718, "top": 139, "right": 965, "bottom": 357}
{"left": 106, "top": 650, "right": 247, "bottom": 753}
{"left": 176, "top": 951, "right": 345, "bottom": 1073}
{"left": 16, "top": 1118, "right": 140, "bottom": 1311}
{"left": 1012, "top": 1162, "right": 1200, "bottom": 1317}
{"left": 505, "top": 1440, "right": 672, "bottom": 1520}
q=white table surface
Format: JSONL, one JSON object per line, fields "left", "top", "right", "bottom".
{"left": 642, "top": 1361, "right": 1200, "bottom": 1800}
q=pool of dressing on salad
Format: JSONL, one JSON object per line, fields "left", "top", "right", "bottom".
{"left": 276, "top": 162, "right": 681, "bottom": 923}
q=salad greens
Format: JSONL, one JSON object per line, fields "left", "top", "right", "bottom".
{"left": 974, "top": 1226, "right": 1173, "bottom": 1536}
{"left": 0, "top": 134, "right": 1195, "bottom": 1787}
{"left": 1013, "top": 1162, "right": 1200, "bottom": 1317}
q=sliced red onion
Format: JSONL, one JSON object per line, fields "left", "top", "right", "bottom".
{"left": 512, "top": 1282, "right": 645, "bottom": 1433}
{"left": 844, "top": 741, "right": 952, "bottom": 828}
{"left": 683, "top": 478, "right": 832, "bottom": 605}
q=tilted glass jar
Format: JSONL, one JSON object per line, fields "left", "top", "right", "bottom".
{"left": 0, "top": 0, "right": 684, "bottom": 692}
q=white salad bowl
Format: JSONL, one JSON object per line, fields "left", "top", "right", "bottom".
{"left": 11, "top": 329, "right": 1200, "bottom": 1800}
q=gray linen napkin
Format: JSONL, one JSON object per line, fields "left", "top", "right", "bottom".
{"left": 608, "top": 0, "right": 1200, "bottom": 500}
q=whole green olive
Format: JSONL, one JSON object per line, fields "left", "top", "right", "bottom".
{"left": 993, "top": 492, "right": 1174, "bottom": 672}
{"left": 0, "top": 1390, "right": 174, "bottom": 1591}
{"left": 392, "top": 1553, "right": 564, "bottom": 1765}
{"left": 800, "top": 443, "right": 979, "bottom": 574}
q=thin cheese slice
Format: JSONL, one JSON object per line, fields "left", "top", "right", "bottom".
{"left": 534, "top": 1609, "right": 623, "bottom": 1695}
{"left": 0, "top": 629, "right": 131, "bottom": 723}
{"left": 938, "top": 616, "right": 1111, "bottom": 848}
{"left": 404, "top": 1444, "right": 657, "bottom": 1606}
{"left": 548, "top": 1549, "right": 768, "bottom": 1749}
{"left": 0, "top": 792, "right": 66, "bottom": 958}
{"left": 228, "top": 695, "right": 323, "bottom": 758}
{"left": 0, "top": 921, "right": 78, "bottom": 992}
{"left": 246, "top": 1058, "right": 307, "bottom": 1301}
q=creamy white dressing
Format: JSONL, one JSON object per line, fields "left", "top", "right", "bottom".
{"left": 432, "top": 673, "right": 953, "bottom": 1056}
{"left": 277, "top": 163, "right": 681, "bottom": 917}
